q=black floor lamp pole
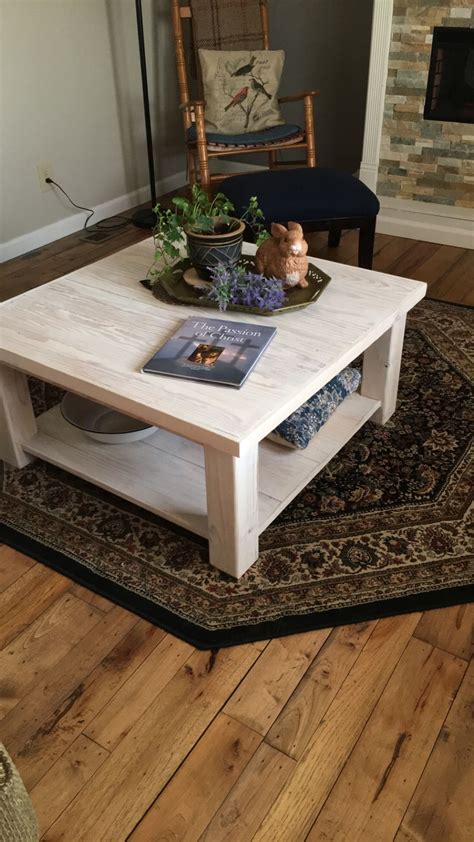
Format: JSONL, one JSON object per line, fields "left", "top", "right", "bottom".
{"left": 132, "top": 0, "right": 158, "bottom": 228}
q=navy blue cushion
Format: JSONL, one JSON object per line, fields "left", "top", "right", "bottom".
{"left": 187, "top": 123, "right": 302, "bottom": 146}
{"left": 221, "top": 167, "right": 380, "bottom": 221}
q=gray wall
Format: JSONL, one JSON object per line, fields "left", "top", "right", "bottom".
{"left": 238, "top": 0, "right": 374, "bottom": 172}
{"left": 1, "top": 0, "right": 184, "bottom": 245}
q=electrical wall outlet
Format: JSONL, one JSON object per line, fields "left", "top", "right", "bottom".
{"left": 36, "top": 162, "right": 54, "bottom": 192}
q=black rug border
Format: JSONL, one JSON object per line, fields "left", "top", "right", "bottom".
{"left": 2, "top": 523, "right": 472, "bottom": 650}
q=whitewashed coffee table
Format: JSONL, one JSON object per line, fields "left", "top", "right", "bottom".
{"left": 0, "top": 241, "right": 426, "bottom": 578}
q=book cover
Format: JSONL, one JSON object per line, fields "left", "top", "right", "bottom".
{"left": 142, "top": 317, "right": 276, "bottom": 387}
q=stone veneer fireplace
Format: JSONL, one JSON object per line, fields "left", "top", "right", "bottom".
{"left": 376, "top": 0, "right": 474, "bottom": 209}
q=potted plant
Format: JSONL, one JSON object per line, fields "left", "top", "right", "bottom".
{"left": 150, "top": 185, "right": 268, "bottom": 283}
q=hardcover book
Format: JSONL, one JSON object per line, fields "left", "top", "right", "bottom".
{"left": 142, "top": 317, "right": 276, "bottom": 387}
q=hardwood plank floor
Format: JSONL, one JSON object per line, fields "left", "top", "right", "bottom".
{"left": 306, "top": 640, "right": 465, "bottom": 842}
{"left": 128, "top": 713, "right": 264, "bottom": 841}
{"left": 394, "top": 660, "right": 474, "bottom": 842}
{"left": 1, "top": 206, "right": 472, "bottom": 840}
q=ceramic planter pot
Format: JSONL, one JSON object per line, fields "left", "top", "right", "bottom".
{"left": 185, "top": 218, "right": 245, "bottom": 280}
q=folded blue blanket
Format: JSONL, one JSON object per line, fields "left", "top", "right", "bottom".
{"left": 269, "top": 367, "right": 361, "bottom": 449}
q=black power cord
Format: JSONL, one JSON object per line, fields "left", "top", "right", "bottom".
{"left": 45, "top": 178, "right": 132, "bottom": 232}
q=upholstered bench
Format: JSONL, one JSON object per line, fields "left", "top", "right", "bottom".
{"left": 221, "top": 167, "right": 380, "bottom": 269}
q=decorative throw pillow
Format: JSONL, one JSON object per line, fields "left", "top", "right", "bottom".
{"left": 199, "top": 49, "right": 285, "bottom": 135}
{"left": 268, "top": 368, "right": 362, "bottom": 449}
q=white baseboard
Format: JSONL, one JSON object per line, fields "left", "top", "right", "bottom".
{"left": 377, "top": 197, "right": 474, "bottom": 249}
{"left": 1, "top": 170, "right": 187, "bottom": 264}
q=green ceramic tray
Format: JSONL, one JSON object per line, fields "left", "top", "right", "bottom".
{"left": 147, "top": 257, "right": 331, "bottom": 316}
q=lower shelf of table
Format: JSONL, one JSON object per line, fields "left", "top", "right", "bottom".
{"left": 23, "top": 394, "right": 380, "bottom": 540}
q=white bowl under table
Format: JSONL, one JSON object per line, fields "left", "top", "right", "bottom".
{"left": 60, "top": 393, "right": 157, "bottom": 444}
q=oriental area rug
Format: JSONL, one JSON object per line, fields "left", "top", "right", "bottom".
{"left": 1, "top": 300, "right": 473, "bottom": 649}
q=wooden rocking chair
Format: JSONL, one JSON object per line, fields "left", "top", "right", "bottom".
{"left": 171, "top": 0, "right": 319, "bottom": 190}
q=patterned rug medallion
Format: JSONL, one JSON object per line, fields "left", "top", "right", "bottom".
{"left": 1, "top": 300, "right": 473, "bottom": 649}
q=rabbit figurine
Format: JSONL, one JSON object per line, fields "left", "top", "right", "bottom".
{"left": 255, "top": 222, "right": 309, "bottom": 289}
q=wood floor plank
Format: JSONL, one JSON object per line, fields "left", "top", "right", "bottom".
{"left": 430, "top": 273, "right": 474, "bottom": 306}
{"left": 1, "top": 607, "right": 140, "bottom": 788}
{"left": 0, "top": 546, "right": 35, "bottom": 592}
{"left": 69, "top": 582, "right": 115, "bottom": 613}
{"left": 265, "top": 620, "right": 376, "bottom": 759}
{"left": 428, "top": 250, "right": 474, "bottom": 305}
{"left": 434, "top": 248, "right": 474, "bottom": 285}
{"left": 43, "top": 646, "right": 260, "bottom": 842}
{"left": 313, "top": 230, "right": 360, "bottom": 264}
{"left": 307, "top": 639, "right": 466, "bottom": 842}
{"left": 0, "top": 224, "right": 150, "bottom": 301}
{"left": 372, "top": 236, "right": 423, "bottom": 274}
{"left": 223, "top": 629, "right": 330, "bottom": 735}
{"left": 252, "top": 613, "right": 421, "bottom": 841}
{"left": 84, "top": 633, "right": 194, "bottom": 750}
{"left": 316, "top": 231, "right": 395, "bottom": 266}
{"left": 0, "top": 593, "right": 102, "bottom": 718}
{"left": 30, "top": 734, "right": 109, "bottom": 837}
{"left": 129, "top": 713, "right": 262, "bottom": 841}
{"left": 409, "top": 244, "right": 467, "bottom": 286}
{"left": 15, "top": 618, "right": 163, "bottom": 791}
{"left": 200, "top": 742, "right": 295, "bottom": 842}
{"left": 414, "top": 604, "right": 474, "bottom": 661}
{"left": 384, "top": 240, "right": 440, "bottom": 278}
{"left": 0, "top": 564, "right": 71, "bottom": 649}
{"left": 395, "top": 659, "right": 474, "bottom": 842}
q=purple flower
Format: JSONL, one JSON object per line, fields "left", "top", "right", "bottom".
{"left": 206, "top": 264, "right": 286, "bottom": 312}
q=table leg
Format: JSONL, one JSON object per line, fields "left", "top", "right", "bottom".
{"left": 361, "top": 313, "right": 407, "bottom": 425}
{"left": 0, "top": 366, "right": 37, "bottom": 468}
{"left": 204, "top": 443, "right": 259, "bottom": 578}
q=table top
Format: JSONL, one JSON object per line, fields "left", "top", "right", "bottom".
{"left": 0, "top": 240, "right": 426, "bottom": 455}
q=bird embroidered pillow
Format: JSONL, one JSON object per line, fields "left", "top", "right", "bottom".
{"left": 199, "top": 49, "right": 285, "bottom": 135}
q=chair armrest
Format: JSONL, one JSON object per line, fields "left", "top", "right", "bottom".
{"left": 179, "top": 99, "right": 206, "bottom": 111}
{"left": 278, "top": 90, "right": 319, "bottom": 103}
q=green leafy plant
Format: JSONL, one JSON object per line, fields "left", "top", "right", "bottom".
{"left": 149, "top": 184, "right": 269, "bottom": 283}
{"left": 241, "top": 194, "right": 270, "bottom": 247}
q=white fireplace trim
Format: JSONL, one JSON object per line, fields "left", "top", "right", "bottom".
{"left": 377, "top": 197, "right": 474, "bottom": 249}
{"left": 359, "top": 0, "right": 394, "bottom": 192}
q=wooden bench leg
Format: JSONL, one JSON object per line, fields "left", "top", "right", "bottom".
{"left": 0, "top": 366, "right": 37, "bottom": 468}
{"left": 358, "top": 216, "right": 377, "bottom": 269}
{"left": 204, "top": 443, "right": 259, "bottom": 578}
{"left": 328, "top": 225, "right": 342, "bottom": 248}
{"left": 361, "top": 313, "right": 407, "bottom": 424}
